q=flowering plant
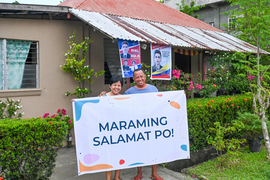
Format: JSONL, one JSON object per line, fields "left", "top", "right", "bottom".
{"left": 0, "top": 97, "right": 23, "bottom": 119}
{"left": 43, "top": 109, "right": 73, "bottom": 131}
{"left": 61, "top": 31, "right": 104, "bottom": 98}
{"left": 206, "top": 52, "right": 250, "bottom": 95}
{"left": 162, "top": 68, "right": 202, "bottom": 96}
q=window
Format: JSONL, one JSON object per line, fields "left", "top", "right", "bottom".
{"left": 209, "top": 22, "right": 214, "bottom": 27}
{"left": 104, "top": 38, "right": 121, "bottom": 84}
{"left": 228, "top": 18, "right": 236, "bottom": 30}
{"left": 199, "top": 18, "right": 204, "bottom": 22}
{"left": 0, "top": 39, "right": 38, "bottom": 90}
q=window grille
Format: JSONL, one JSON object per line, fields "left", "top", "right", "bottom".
{"left": 228, "top": 18, "right": 236, "bottom": 30}
{"left": 104, "top": 38, "right": 121, "bottom": 84}
{"left": 0, "top": 39, "right": 39, "bottom": 90}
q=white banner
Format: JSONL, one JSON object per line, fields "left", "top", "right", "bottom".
{"left": 72, "top": 90, "right": 189, "bottom": 176}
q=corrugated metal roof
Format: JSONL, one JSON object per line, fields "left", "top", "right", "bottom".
{"left": 59, "top": 0, "right": 221, "bottom": 32}
{"left": 70, "top": 9, "right": 269, "bottom": 54}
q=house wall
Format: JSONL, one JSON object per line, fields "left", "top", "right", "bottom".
{"left": 0, "top": 18, "right": 85, "bottom": 118}
{"left": 191, "top": 54, "right": 201, "bottom": 79}
{"left": 0, "top": 17, "right": 142, "bottom": 120}
{"left": 196, "top": 3, "right": 234, "bottom": 30}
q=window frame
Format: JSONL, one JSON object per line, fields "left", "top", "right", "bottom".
{"left": 0, "top": 38, "right": 41, "bottom": 97}
{"left": 228, "top": 18, "right": 236, "bottom": 30}
{"left": 209, "top": 22, "right": 214, "bottom": 27}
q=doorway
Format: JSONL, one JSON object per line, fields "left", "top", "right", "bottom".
{"left": 174, "top": 52, "right": 191, "bottom": 73}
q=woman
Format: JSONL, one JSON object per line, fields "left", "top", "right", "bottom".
{"left": 104, "top": 76, "right": 123, "bottom": 97}
{"left": 104, "top": 75, "right": 123, "bottom": 180}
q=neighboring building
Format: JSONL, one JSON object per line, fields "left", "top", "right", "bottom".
{"left": 0, "top": 0, "right": 263, "bottom": 119}
{"left": 162, "top": 0, "right": 238, "bottom": 69}
{"left": 162, "top": 0, "right": 236, "bottom": 31}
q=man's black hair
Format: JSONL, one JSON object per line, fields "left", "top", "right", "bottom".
{"left": 133, "top": 69, "right": 145, "bottom": 77}
{"left": 154, "top": 49, "right": 161, "bottom": 56}
{"left": 122, "top": 41, "right": 129, "bottom": 46}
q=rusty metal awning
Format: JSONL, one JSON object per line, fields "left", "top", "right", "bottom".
{"left": 70, "top": 9, "right": 269, "bottom": 54}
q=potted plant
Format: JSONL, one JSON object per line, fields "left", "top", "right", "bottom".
{"left": 236, "top": 112, "right": 270, "bottom": 152}
{"left": 199, "top": 80, "right": 220, "bottom": 98}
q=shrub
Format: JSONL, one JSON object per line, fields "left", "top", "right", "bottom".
{"left": 187, "top": 94, "right": 253, "bottom": 151}
{"left": 235, "top": 112, "right": 270, "bottom": 141}
{"left": 0, "top": 117, "right": 68, "bottom": 179}
{"left": 207, "top": 121, "right": 246, "bottom": 167}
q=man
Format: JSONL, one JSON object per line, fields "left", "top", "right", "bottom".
{"left": 152, "top": 49, "right": 163, "bottom": 73}
{"left": 126, "top": 69, "right": 162, "bottom": 180}
{"left": 120, "top": 41, "right": 131, "bottom": 59}
{"left": 122, "top": 60, "right": 130, "bottom": 72}
{"left": 99, "top": 69, "right": 163, "bottom": 180}
{"left": 130, "top": 60, "right": 138, "bottom": 72}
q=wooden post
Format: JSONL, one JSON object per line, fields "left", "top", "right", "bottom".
{"left": 126, "top": 78, "right": 130, "bottom": 90}
{"left": 202, "top": 51, "right": 206, "bottom": 81}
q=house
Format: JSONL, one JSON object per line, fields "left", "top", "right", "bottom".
{"left": 0, "top": 0, "right": 265, "bottom": 119}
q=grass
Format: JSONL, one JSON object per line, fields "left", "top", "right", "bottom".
{"left": 187, "top": 146, "right": 270, "bottom": 180}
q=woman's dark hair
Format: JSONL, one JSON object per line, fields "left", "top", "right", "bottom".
{"left": 109, "top": 76, "right": 123, "bottom": 86}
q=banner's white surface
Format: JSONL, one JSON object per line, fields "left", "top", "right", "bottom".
{"left": 72, "top": 90, "right": 189, "bottom": 175}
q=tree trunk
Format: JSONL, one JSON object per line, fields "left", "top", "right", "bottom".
{"left": 261, "top": 112, "right": 270, "bottom": 159}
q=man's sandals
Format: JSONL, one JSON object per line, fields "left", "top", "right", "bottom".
{"left": 150, "top": 176, "right": 164, "bottom": 180}
{"left": 132, "top": 175, "right": 143, "bottom": 180}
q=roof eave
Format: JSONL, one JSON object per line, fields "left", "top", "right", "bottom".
{"left": 0, "top": 3, "right": 69, "bottom": 13}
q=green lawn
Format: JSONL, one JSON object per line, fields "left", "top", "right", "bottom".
{"left": 187, "top": 146, "right": 270, "bottom": 180}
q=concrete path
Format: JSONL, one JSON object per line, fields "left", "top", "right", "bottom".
{"left": 50, "top": 147, "right": 194, "bottom": 180}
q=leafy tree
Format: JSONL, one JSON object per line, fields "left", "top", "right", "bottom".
{"left": 225, "top": 0, "right": 270, "bottom": 159}
{"left": 61, "top": 31, "right": 104, "bottom": 98}
{"left": 12, "top": 1, "right": 19, "bottom": 4}
{"left": 177, "top": 0, "right": 205, "bottom": 19}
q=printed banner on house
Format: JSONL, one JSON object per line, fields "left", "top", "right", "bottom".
{"left": 151, "top": 43, "right": 171, "bottom": 80}
{"left": 118, "top": 39, "right": 141, "bottom": 78}
{"left": 72, "top": 90, "right": 190, "bottom": 176}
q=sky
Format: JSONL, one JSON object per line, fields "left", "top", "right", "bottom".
{"left": 0, "top": 0, "right": 62, "bottom": 5}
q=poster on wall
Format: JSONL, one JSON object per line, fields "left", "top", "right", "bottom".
{"left": 118, "top": 39, "right": 141, "bottom": 78}
{"left": 72, "top": 90, "right": 190, "bottom": 175}
{"left": 151, "top": 43, "right": 171, "bottom": 80}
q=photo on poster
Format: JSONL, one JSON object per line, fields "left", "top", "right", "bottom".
{"left": 118, "top": 40, "right": 141, "bottom": 78}
{"left": 151, "top": 43, "right": 171, "bottom": 80}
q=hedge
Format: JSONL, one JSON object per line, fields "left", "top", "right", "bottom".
{"left": 0, "top": 117, "right": 68, "bottom": 179}
{"left": 187, "top": 94, "right": 253, "bottom": 152}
